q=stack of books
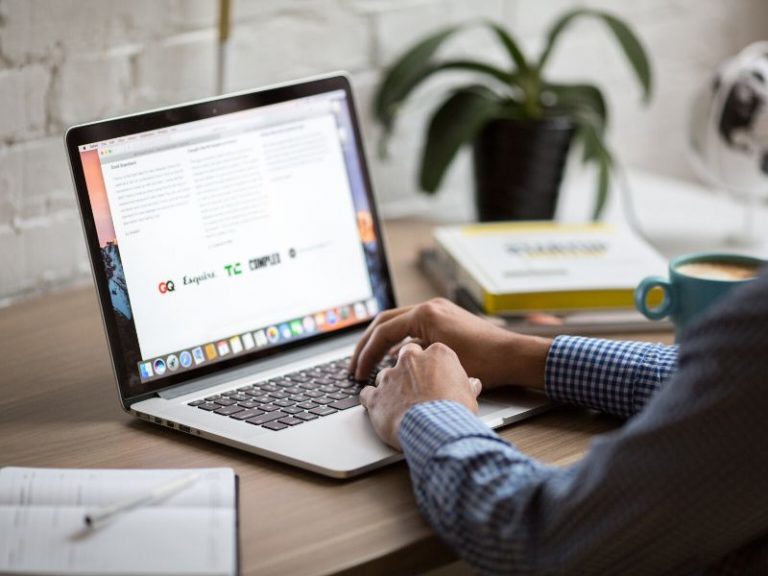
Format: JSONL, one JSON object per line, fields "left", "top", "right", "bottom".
{"left": 420, "top": 222, "right": 672, "bottom": 336}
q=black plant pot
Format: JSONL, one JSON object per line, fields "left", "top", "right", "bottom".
{"left": 472, "top": 117, "right": 575, "bottom": 221}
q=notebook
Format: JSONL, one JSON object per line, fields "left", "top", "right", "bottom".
{"left": 0, "top": 467, "right": 238, "bottom": 576}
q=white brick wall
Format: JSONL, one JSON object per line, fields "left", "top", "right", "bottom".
{"left": 0, "top": 0, "right": 766, "bottom": 304}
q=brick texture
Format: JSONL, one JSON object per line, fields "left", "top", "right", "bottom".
{"left": 0, "top": 0, "right": 766, "bottom": 303}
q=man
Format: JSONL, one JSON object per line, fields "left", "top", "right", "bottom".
{"left": 350, "top": 273, "right": 768, "bottom": 575}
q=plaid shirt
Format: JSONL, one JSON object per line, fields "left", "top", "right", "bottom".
{"left": 400, "top": 274, "right": 768, "bottom": 575}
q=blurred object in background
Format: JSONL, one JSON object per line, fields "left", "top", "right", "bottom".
{"left": 690, "top": 42, "right": 768, "bottom": 246}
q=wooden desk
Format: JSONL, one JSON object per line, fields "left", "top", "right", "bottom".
{"left": 0, "top": 219, "right": 672, "bottom": 575}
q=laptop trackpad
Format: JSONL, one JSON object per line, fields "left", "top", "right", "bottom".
{"left": 478, "top": 387, "right": 551, "bottom": 426}
{"left": 257, "top": 407, "right": 402, "bottom": 477}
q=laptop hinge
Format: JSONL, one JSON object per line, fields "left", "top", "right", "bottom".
{"left": 156, "top": 330, "right": 363, "bottom": 400}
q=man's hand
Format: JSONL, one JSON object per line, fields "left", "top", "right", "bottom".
{"left": 351, "top": 298, "right": 552, "bottom": 390}
{"left": 359, "top": 342, "right": 482, "bottom": 450}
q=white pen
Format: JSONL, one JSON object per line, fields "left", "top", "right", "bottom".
{"left": 84, "top": 472, "right": 201, "bottom": 529}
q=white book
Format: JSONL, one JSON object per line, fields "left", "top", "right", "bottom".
{"left": 433, "top": 222, "right": 667, "bottom": 314}
{"left": 0, "top": 467, "right": 237, "bottom": 576}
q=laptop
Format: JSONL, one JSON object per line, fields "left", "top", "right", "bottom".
{"left": 65, "top": 73, "right": 550, "bottom": 478}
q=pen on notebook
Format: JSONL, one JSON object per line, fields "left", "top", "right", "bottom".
{"left": 84, "top": 472, "right": 201, "bottom": 528}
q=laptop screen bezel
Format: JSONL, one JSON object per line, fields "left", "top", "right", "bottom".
{"left": 65, "top": 74, "right": 396, "bottom": 406}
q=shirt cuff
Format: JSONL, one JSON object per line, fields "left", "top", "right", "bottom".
{"left": 399, "top": 400, "right": 501, "bottom": 475}
{"left": 545, "top": 335, "right": 678, "bottom": 418}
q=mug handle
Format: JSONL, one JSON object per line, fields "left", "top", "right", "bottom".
{"left": 635, "top": 276, "right": 674, "bottom": 320}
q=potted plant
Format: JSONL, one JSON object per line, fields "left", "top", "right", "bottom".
{"left": 373, "top": 8, "right": 652, "bottom": 221}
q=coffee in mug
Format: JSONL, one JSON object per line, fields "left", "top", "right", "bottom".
{"left": 635, "top": 252, "right": 765, "bottom": 339}
{"left": 675, "top": 261, "right": 760, "bottom": 281}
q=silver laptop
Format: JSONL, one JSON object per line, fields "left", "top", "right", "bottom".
{"left": 65, "top": 73, "right": 550, "bottom": 478}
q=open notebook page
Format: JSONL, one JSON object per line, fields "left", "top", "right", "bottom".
{"left": 0, "top": 467, "right": 236, "bottom": 576}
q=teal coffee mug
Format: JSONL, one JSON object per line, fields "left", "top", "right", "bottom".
{"left": 635, "top": 252, "right": 765, "bottom": 338}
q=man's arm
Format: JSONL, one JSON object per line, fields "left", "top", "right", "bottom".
{"left": 350, "top": 298, "right": 678, "bottom": 419}
{"left": 397, "top": 274, "right": 768, "bottom": 575}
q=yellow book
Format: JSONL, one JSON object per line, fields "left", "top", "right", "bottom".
{"left": 433, "top": 222, "right": 667, "bottom": 315}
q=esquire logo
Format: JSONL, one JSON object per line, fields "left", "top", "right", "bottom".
{"left": 183, "top": 271, "right": 216, "bottom": 286}
{"left": 157, "top": 280, "right": 176, "bottom": 294}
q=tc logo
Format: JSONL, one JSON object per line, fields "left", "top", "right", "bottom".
{"left": 224, "top": 262, "right": 242, "bottom": 277}
{"left": 158, "top": 280, "right": 176, "bottom": 294}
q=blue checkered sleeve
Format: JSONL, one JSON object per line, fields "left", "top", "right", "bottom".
{"left": 399, "top": 274, "right": 768, "bottom": 575}
{"left": 400, "top": 401, "right": 560, "bottom": 575}
{"left": 545, "top": 335, "right": 678, "bottom": 418}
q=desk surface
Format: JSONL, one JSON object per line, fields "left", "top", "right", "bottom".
{"left": 0, "top": 219, "right": 673, "bottom": 576}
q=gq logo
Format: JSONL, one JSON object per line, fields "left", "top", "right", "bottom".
{"left": 158, "top": 280, "right": 176, "bottom": 294}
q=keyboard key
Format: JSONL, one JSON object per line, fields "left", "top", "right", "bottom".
{"left": 252, "top": 395, "right": 272, "bottom": 404}
{"left": 197, "top": 402, "right": 219, "bottom": 411}
{"left": 327, "top": 392, "right": 347, "bottom": 400}
{"left": 289, "top": 374, "right": 311, "bottom": 383}
{"left": 244, "top": 389, "right": 264, "bottom": 397}
{"left": 304, "top": 390, "right": 323, "bottom": 398}
{"left": 289, "top": 394, "right": 308, "bottom": 402}
{"left": 214, "top": 404, "right": 244, "bottom": 416}
{"left": 272, "top": 399, "right": 294, "bottom": 408}
{"left": 261, "top": 383, "right": 279, "bottom": 392}
{"left": 238, "top": 400, "right": 259, "bottom": 409}
{"left": 313, "top": 396, "right": 335, "bottom": 405}
{"left": 246, "top": 412, "right": 285, "bottom": 426}
{"left": 204, "top": 395, "right": 220, "bottom": 401}
{"left": 262, "top": 421, "right": 289, "bottom": 431}
{"left": 297, "top": 401, "right": 319, "bottom": 410}
{"left": 229, "top": 393, "right": 249, "bottom": 402}
{"left": 319, "top": 385, "right": 339, "bottom": 394}
{"left": 268, "top": 391, "right": 289, "bottom": 399}
{"left": 280, "top": 406, "right": 303, "bottom": 415}
{"left": 329, "top": 396, "right": 361, "bottom": 410}
{"left": 309, "top": 406, "right": 338, "bottom": 417}
{"left": 294, "top": 411, "right": 319, "bottom": 421}
{"left": 258, "top": 404, "right": 280, "bottom": 412}
{"left": 237, "top": 385, "right": 254, "bottom": 392}
{"left": 214, "top": 398, "right": 236, "bottom": 406}
{"left": 334, "top": 380, "right": 356, "bottom": 389}
{"left": 285, "top": 387, "right": 303, "bottom": 395}
{"left": 188, "top": 399, "right": 205, "bottom": 406}
{"left": 230, "top": 409, "right": 264, "bottom": 421}
{"left": 278, "top": 416, "right": 304, "bottom": 426}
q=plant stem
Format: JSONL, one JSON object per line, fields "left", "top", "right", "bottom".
{"left": 521, "top": 70, "right": 542, "bottom": 118}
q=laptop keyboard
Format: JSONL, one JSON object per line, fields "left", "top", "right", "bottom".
{"left": 186, "top": 355, "right": 394, "bottom": 431}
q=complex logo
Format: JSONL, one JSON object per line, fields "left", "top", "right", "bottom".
{"left": 249, "top": 253, "right": 281, "bottom": 271}
{"left": 158, "top": 280, "right": 176, "bottom": 294}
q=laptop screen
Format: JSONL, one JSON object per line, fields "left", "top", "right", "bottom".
{"left": 67, "top": 77, "right": 394, "bottom": 400}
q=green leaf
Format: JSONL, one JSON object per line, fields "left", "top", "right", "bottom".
{"left": 545, "top": 83, "right": 607, "bottom": 130}
{"left": 537, "top": 9, "right": 652, "bottom": 102}
{"left": 593, "top": 152, "right": 611, "bottom": 220}
{"left": 598, "top": 12, "right": 652, "bottom": 102}
{"left": 545, "top": 83, "right": 608, "bottom": 162}
{"left": 419, "top": 86, "right": 504, "bottom": 193}
{"left": 374, "top": 25, "right": 462, "bottom": 134}
{"left": 375, "top": 60, "right": 518, "bottom": 158}
{"left": 483, "top": 20, "right": 530, "bottom": 75}
{"left": 573, "top": 114, "right": 614, "bottom": 219}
